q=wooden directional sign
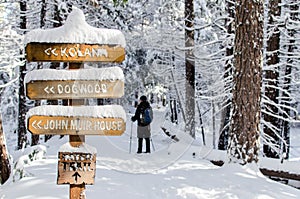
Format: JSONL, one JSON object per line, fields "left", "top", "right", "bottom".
{"left": 26, "top": 79, "right": 124, "bottom": 100}
{"left": 25, "top": 43, "right": 125, "bottom": 63}
{"left": 28, "top": 115, "right": 125, "bottom": 136}
{"left": 57, "top": 152, "right": 96, "bottom": 185}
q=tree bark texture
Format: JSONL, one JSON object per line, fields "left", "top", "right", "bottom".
{"left": 18, "top": 0, "right": 27, "bottom": 150}
{"left": 228, "top": 0, "right": 263, "bottom": 164}
{"left": 185, "top": 0, "right": 195, "bottom": 138}
{"left": 0, "top": 113, "right": 11, "bottom": 184}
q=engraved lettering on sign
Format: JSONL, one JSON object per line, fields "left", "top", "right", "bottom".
{"left": 28, "top": 116, "right": 126, "bottom": 136}
{"left": 57, "top": 152, "right": 96, "bottom": 185}
{"left": 26, "top": 80, "right": 124, "bottom": 100}
{"left": 32, "top": 119, "right": 123, "bottom": 131}
{"left": 26, "top": 43, "right": 125, "bottom": 63}
{"left": 44, "top": 45, "right": 108, "bottom": 58}
{"left": 56, "top": 83, "right": 107, "bottom": 95}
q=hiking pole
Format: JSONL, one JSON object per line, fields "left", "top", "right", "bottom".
{"left": 150, "top": 137, "right": 155, "bottom": 152}
{"left": 129, "top": 121, "right": 133, "bottom": 153}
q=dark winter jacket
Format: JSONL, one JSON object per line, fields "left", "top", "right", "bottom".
{"left": 131, "top": 101, "right": 151, "bottom": 127}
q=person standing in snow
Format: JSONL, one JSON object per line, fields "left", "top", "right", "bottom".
{"left": 131, "top": 95, "right": 153, "bottom": 153}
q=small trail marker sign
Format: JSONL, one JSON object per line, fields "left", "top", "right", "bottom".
{"left": 57, "top": 152, "right": 96, "bottom": 185}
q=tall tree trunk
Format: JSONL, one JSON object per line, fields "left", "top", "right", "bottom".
{"left": 280, "top": 0, "right": 299, "bottom": 159}
{"left": 228, "top": 0, "right": 263, "bottom": 164}
{"left": 0, "top": 112, "right": 11, "bottom": 184}
{"left": 18, "top": 0, "right": 27, "bottom": 150}
{"left": 218, "top": 0, "right": 234, "bottom": 150}
{"left": 32, "top": 0, "right": 47, "bottom": 146}
{"left": 263, "top": 0, "right": 281, "bottom": 158}
{"left": 45, "top": 0, "right": 66, "bottom": 142}
{"left": 185, "top": 0, "right": 195, "bottom": 138}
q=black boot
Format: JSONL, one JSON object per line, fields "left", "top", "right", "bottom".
{"left": 137, "top": 138, "right": 143, "bottom": 153}
{"left": 145, "top": 138, "right": 151, "bottom": 153}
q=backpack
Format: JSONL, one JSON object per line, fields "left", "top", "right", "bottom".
{"left": 140, "top": 107, "right": 153, "bottom": 125}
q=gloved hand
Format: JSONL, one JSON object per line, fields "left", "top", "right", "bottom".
{"left": 131, "top": 116, "right": 135, "bottom": 122}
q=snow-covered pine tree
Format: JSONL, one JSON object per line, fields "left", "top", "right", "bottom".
{"left": 185, "top": 0, "right": 195, "bottom": 138}
{"left": 218, "top": 0, "right": 235, "bottom": 150}
{"left": 18, "top": 0, "right": 28, "bottom": 150}
{"left": 278, "top": 0, "right": 300, "bottom": 160}
{"left": 261, "top": 0, "right": 300, "bottom": 160}
{"left": 228, "top": 0, "right": 263, "bottom": 164}
{"left": 262, "top": 0, "right": 281, "bottom": 159}
{"left": 0, "top": 13, "right": 24, "bottom": 184}
{"left": 31, "top": 0, "right": 48, "bottom": 146}
{"left": 193, "top": 0, "right": 231, "bottom": 147}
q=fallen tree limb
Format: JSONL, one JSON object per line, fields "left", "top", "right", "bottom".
{"left": 201, "top": 147, "right": 300, "bottom": 181}
{"left": 210, "top": 160, "right": 300, "bottom": 181}
{"left": 260, "top": 168, "right": 300, "bottom": 181}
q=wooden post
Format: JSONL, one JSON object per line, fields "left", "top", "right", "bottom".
{"left": 69, "top": 62, "right": 86, "bottom": 199}
{"left": 24, "top": 10, "right": 126, "bottom": 197}
{"left": 70, "top": 184, "right": 85, "bottom": 199}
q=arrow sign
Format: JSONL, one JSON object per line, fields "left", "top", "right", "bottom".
{"left": 31, "top": 120, "right": 42, "bottom": 129}
{"left": 57, "top": 151, "right": 96, "bottom": 185}
{"left": 25, "top": 43, "right": 125, "bottom": 63}
{"left": 26, "top": 105, "right": 126, "bottom": 136}
{"left": 28, "top": 115, "right": 125, "bottom": 136}
{"left": 44, "top": 86, "right": 55, "bottom": 94}
{"left": 24, "top": 67, "right": 124, "bottom": 100}
{"left": 26, "top": 79, "right": 124, "bottom": 100}
{"left": 72, "top": 172, "right": 81, "bottom": 183}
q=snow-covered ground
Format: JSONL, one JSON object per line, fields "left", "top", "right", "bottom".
{"left": 1, "top": 106, "right": 300, "bottom": 199}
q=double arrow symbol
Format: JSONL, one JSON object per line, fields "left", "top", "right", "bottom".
{"left": 32, "top": 120, "right": 43, "bottom": 129}
{"left": 44, "top": 48, "right": 58, "bottom": 56}
{"left": 44, "top": 86, "right": 55, "bottom": 94}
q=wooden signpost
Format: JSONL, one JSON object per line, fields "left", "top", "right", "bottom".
{"left": 57, "top": 152, "right": 96, "bottom": 185}
{"left": 26, "top": 79, "right": 124, "bottom": 100}
{"left": 25, "top": 43, "right": 125, "bottom": 63}
{"left": 24, "top": 8, "right": 126, "bottom": 199}
{"left": 28, "top": 115, "right": 125, "bottom": 136}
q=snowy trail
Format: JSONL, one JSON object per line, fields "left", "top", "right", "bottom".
{"left": 2, "top": 136, "right": 300, "bottom": 199}
{"left": 85, "top": 106, "right": 194, "bottom": 174}
{"left": 1, "top": 108, "right": 300, "bottom": 198}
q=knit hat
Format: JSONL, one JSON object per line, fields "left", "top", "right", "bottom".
{"left": 140, "top": 95, "right": 147, "bottom": 102}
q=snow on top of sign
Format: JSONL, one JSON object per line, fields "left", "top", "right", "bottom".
{"left": 26, "top": 105, "right": 126, "bottom": 121}
{"left": 24, "top": 7, "right": 126, "bottom": 47}
{"left": 59, "top": 142, "right": 97, "bottom": 154}
{"left": 24, "top": 66, "right": 124, "bottom": 83}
